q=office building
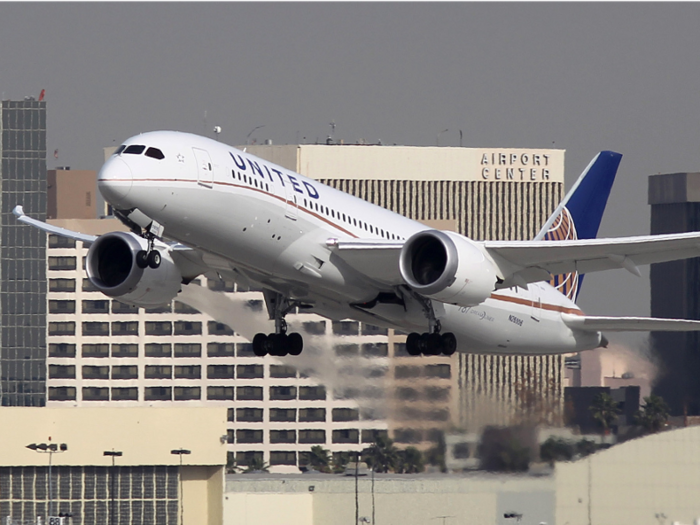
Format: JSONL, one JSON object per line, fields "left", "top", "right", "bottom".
{"left": 0, "top": 98, "right": 47, "bottom": 406}
{"left": 649, "top": 172, "right": 700, "bottom": 415}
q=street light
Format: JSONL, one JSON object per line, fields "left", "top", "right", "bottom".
{"left": 103, "top": 450, "right": 122, "bottom": 525}
{"left": 171, "top": 449, "right": 191, "bottom": 525}
{"left": 26, "top": 442, "right": 67, "bottom": 523}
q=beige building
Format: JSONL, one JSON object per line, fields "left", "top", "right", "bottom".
{"left": 47, "top": 169, "right": 98, "bottom": 220}
{"left": 0, "top": 407, "right": 226, "bottom": 525}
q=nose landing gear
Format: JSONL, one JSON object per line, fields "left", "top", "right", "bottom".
{"left": 136, "top": 233, "right": 161, "bottom": 269}
{"left": 252, "top": 290, "right": 305, "bottom": 357}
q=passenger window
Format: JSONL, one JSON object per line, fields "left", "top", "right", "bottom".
{"left": 124, "top": 145, "right": 146, "bottom": 155}
{"left": 145, "top": 147, "right": 165, "bottom": 160}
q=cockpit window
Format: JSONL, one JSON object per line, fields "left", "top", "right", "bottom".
{"left": 113, "top": 145, "right": 126, "bottom": 156}
{"left": 124, "top": 145, "right": 146, "bottom": 155}
{"left": 145, "top": 147, "right": 165, "bottom": 160}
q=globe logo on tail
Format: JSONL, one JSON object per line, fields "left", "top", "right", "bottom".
{"left": 544, "top": 207, "right": 579, "bottom": 301}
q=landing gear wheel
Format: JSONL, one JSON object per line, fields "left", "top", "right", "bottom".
{"left": 253, "top": 333, "right": 268, "bottom": 356}
{"left": 269, "top": 333, "right": 288, "bottom": 357}
{"left": 426, "top": 332, "right": 443, "bottom": 355}
{"left": 287, "top": 333, "right": 303, "bottom": 356}
{"left": 406, "top": 333, "right": 422, "bottom": 356}
{"left": 136, "top": 250, "right": 149, "bottom": 269}
{"left": 147, "top": 250, "right": 161, "bottom": 269}
{"left": 441, "top": 333, "right": 457, "bottom": 355}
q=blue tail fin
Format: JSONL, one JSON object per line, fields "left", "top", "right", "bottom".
{"left": 535, "top": 151, "right": 622, "bottom": 301}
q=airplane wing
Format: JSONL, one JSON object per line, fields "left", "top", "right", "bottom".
{"left": 326, "top": 238, "right": 404, "bottom": 285}
{"left": 485, "top": 231, "right": 700, "bottom": 287}
{"left": 13, "top": 205, "right": 98, "bottom": 244}
{"left": 561, "top": 313, "right": 700, "bottom": 332}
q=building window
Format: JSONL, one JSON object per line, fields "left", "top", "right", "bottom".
{"left": 424, "top": 364, "right": 451, "bottom": 379}
{"left": 332, "top": 320, "right": 359, "bottom": 336}
{"left": 112, "top": 344, "right": 138, "bottom": 358}
{"left": 299, "top": 430, "right": 326, "bottom": 444}
{"left": 83, "top": 387, "right": 110, "bottom": 401}
{"left": 236, "top": 430, "right": 263, "bottom": 444}
{"left": 361, "top": 429, "right": 388, "bottom": 444}
{"left": 270, "top": 365, "right": 296, "bottom": 378}
{"left": 236, "top": 386, "right": 262, "bottom": 401}
{"left": 145, "top": 365, "right": 172, "bottom": 379}
{"left": 48, "top": 365, "right": 75, "bottom": 379}
{"left": 145, "top": 343, "right": 171, "bottom": 358}
{"left": 82, "top": 279, "right": 99, "bottom": 292}
{"left": 299, "top": 386, "right": 326, "bottom": 401}
{"left": 170, "top": 301, "right": 198, "bottom": 315}
{"left": 396, "top": 387, "right": 419, "bottom": 401}
{"left": 207, "top": 365, "right": 235, "bottom": 379}
{"left": 236, "top": 343, "right": 255, "bottom": 357}
{"left": 83, "top": 322, "right": 109, "bottom": 336}
{"left": 270, "top": 430, "right": 296, "bottom": 444}
{"left": 227, "top": 408, "right": 235, "bottom": 422}
{"left": 111, "top": 387, "right": 138, "bottom": 401}
{"left": 362, "top": 343, "right": 388, "bottom": 358}
{"left": 48, "top": 234, "right": 76, "bottom": 248}
{"left": 361, "top": 323, "right": 388, "bottom": 336}
{"left": 207, "top": 321, "right": 234, "bottom": 336}
{"left": 270, "top": 386, "right": 296, "bottom": 401}
{"left": 83, "top": 344, "right": 109, "bottom": 358}
{"left": 174, "top": 387, "right": 201, "bottom": 401}
{"left": 237, "top": 365, "right": 263, "bottom": 379}
{"left": 332, "top": 408, "right": 359, "bottom": 422}
{"left": 82, "top": 300, "right": 109, "bottom": 314}
{"left": 335, "top": 344, "right": 359, "bottom": 357}
{"left": 174, "top": 321, "right": 201, "bottom": 336}
{"left": 207, "top": 343, "right": 235, "bottom": 357}
{"left": 393, "top": 428, "right": 423, "bottom": 444}
{"left": 236, "top": 451, "right": 263, "bottom": 468}
{"left": 48, "top": 256, "right": 76, "bottom": 271}
{"left": 236, "top": 408, "right": 263, "bottom": 422}
{"left": 48, "top": 322, "right": 75, "bottom": 336}
{"left": 395, "top": 366, "right": 421, "bottom": 379}
{"left": 144, "top": 303, "right": 172, "bottom": 314}
{"left": 49, "top": 278, "right": 76, "bottom": 292}
{"left": 49, "top": 299, "right": 75, "bottom": 314}
{"left": 245, "top": 300, "right": 263, "bottom": 312}
{"left": 207, "top": 387, "right": 235, "bottom": 401}
{"left": 332, "top": 429, "right": 359, "bottom": 444}
{"left": 82, "top": 366, "right": 109, "bottom": 380}
{"left": 270, "top": 408, "right": 296, "bottom": 422}
{"left": 112, "top": 321, "right": 138, "bottom": 336}
{"left": 270, "top": 451, "right": 296, "bottom": 466}
{"left": 112, "top": 301, "right": 140, "bottom": 314}
{"left": 144, "top": 387, "right": 172, "bottom": 401}
{"left": 299, "top": 408, "right": 326, "bottom": 422}
{"left": 425, "top": 387, "right": 449, "bottom": 402}
{"left": 174, "top": 365, "right": 201, "bottom": 379}
{"left": 207, "top": 279, "right": 235, "bottom": 292}
{"left": 48, "top": 343, "right": 76, "bottom": 358}
{"left": 145, "top": 321, "right": 172, "bottom": 336}
{"left": 112, "top": 366, "right": 138, "bottom": 380}
{"left": 48, "top": 387, "right": 76, "bottom": 401}
{"left": 173, "top": 344, "right": 201, "bottom": 358}
{"left": 226, "top": 429, "right": 235, "bottom": 444}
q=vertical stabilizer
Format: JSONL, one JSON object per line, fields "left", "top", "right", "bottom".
{"left": 536, "top": 151, "right": 622, "bottom": 301}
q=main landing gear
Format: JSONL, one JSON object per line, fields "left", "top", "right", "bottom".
{"left": 252, "top": 290, "right": 305, "bottom": 357}
{"left": 405, "top": 293, "right": 457, "bottom": 357}
{"left": 136, "top": 234, "right": 161, "bottom": 269}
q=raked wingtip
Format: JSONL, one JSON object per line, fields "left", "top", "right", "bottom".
{"left": 12, "top": 205, "right": 24, "bottom": 217}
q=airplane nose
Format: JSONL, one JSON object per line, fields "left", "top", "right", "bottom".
{"left": 98, "top": 156, "right": 133, "bottom": 208}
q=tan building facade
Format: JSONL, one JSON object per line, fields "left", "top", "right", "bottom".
{"left": 47, "top": 169, "right": 98, "bottom": 220}
{"left": 0, "top": 407, "right": 226, "bottom": 525}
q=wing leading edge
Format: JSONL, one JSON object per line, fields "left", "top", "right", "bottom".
{"left": 562, "top": 313, "right": 700, "bottom": 332}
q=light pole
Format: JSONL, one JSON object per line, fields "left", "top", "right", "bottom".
{"left": 26, "top": 442, "right": 67, "bottom": 523}
{"left": 103, "top": 450, "right": 122, "bottom": 525}
{"left": 171, "top": 449, "right": 191, "bottom": 525}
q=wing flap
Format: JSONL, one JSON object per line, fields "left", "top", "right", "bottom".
{"left": 562, "top": 313, "right": 700, "bottom": 332}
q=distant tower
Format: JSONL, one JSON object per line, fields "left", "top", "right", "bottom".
{"left": 649, "top": 172, "right": 700, "bottom": 415}
{"left": 0, "top": 99, "right": 47, "bottom": 406}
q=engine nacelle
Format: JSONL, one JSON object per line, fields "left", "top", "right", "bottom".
{"left": 85, "top": 231, "right": 182, "bottom": 307}
{"left": 399, "top": 230, "right": 498, "bottom": 307}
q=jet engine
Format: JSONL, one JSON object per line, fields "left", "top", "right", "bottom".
{"left": 399, "top": 230, "right": 498, "bottom": 307}
{"left": 85, "top": 231, "right": 182, "bottom": 307}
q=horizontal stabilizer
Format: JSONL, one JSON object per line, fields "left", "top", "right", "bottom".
{"left": 561, "top": 313, "right": 700, "bottom": 332}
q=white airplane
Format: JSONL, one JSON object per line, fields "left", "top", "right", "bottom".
{"left": 15, "top": 131, "right": 700, "bottom": 357}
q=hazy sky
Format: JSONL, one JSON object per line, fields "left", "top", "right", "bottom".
{"left": 3, "top": 2, "right": 700, "bottom": 347}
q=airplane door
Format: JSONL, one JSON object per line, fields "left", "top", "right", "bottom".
{"left": 531, "top": 285, "right": 542, "bottom": 322}
{"left": 193, "top": 148, "right": 213, "bottom": 188}
{"left": 284, "top": 185, "right": 298, "bottom": 221}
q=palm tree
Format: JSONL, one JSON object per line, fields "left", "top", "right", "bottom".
{"left": 396, "top": 447, "right": 425, "bottom": 473}
{"left": 635, "top": 394, "right": 670, "bottom": 433}
{"left": 242, "top": 456, "right": 269, "bottom": 473}
{"left": 332, "top": 451, "right": 352, "bottom": 474}
{"left": 308, "top": 445, "right": 332, "bottom": 473}
{"left": 589, "top": 392, "right": 621, "bottom": 435}
{"left": 363, "top": 434, "right": 400, "bottom": 473}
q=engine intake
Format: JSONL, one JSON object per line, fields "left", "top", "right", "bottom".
{"left": 399, "top": 230, "right": 497, "bottom": 307}
{"left": 86, "top": 231, "right": 182, "bottom": 307}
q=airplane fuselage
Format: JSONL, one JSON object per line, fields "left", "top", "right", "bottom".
{"left": 98, "top": 131, "right": 601, "bottom": 355}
